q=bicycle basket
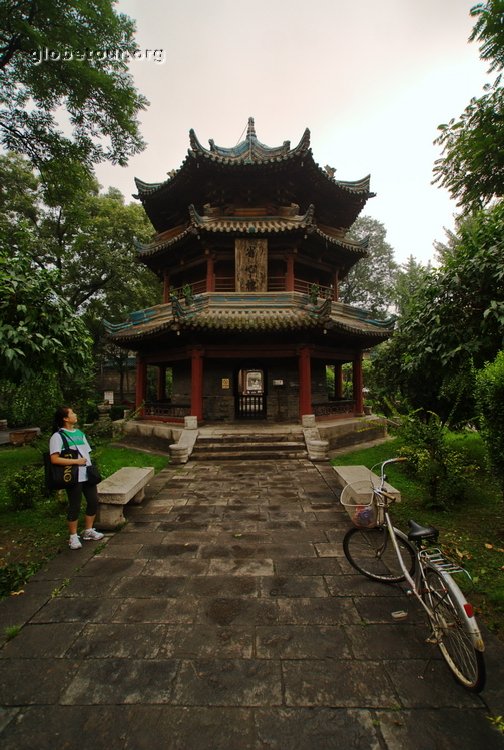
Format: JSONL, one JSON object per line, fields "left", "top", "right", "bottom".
{"left": 340, "top": 480, "right": 377, "bottom": 528}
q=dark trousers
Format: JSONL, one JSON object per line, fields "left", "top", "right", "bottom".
{"left": 66, "top": 481, "right": 99, "bottom": 522}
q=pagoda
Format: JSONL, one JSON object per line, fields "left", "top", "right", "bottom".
{"left": 106, "top": 118, "right": 394, "bottom": 424}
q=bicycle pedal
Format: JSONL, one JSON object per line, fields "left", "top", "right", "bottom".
{"left": 391, "top": 610, "right": 408, "bottom": 620}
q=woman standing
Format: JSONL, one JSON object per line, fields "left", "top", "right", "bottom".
{"left": 49, "top": 406, "right": 104, "bottom": 549}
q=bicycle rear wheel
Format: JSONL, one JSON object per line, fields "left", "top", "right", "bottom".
{"left": 422, "top": 565, "right": 485, "bottom": 692}
{"left": 343, "top": 526, "right": 416, "bottom": 583}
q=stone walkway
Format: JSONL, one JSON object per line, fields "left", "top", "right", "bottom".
{"left": 1, "top": 459, "right": 503, "bottom": 749}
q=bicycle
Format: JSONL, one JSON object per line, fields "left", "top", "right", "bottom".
{"left": 340, "top": 457, "right": 486, "bottom": 692}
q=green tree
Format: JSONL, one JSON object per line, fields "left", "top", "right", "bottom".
{"left": 470, "top": 0, "right": 504, "bottom": 73}
{"left": 370, "top": 202, "right": 504, "bottom": 422}
{"left": 433, "top": 0, "right": 504, "bottom": 211}
{"left": 339, "top": 216, "right": 398, "bottom": 315}
{"left": 392, "top": 255, "right": 431, "bottom": 317}
{"left": 39, "top": 184, "right": 158, "bottom": 310}
{"left": 0, "top": 0, "right": 147, "bottom": 197}
{"left": 475, "top": 350, "right": 504, "bottom": 496}
{"left": 0, "top": 250, "right": 92, "bottom": 381}
{"left": 0, "top": 153, "right": 159, "bottom": 313}
{"left": 0, "top": 153, "right": 160, "bottom": 412}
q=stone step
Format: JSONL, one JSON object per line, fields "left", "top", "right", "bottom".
{"left": 192, "top": 440, "right": 304, "bottom": 452}
{"left": 196, "top": 434, "right": 304, "bottom": 444}
{"left": 192, "top": 450, "right": 308, "bottom": 461}
{"left": 191, "top": 432, "right": 307, "bottom": 461}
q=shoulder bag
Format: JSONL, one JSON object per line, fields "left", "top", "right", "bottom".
{"left": 43, "top": 431, "right": 79, "bottom": 490}
{"left": 61, "top": 430, "right": 102, "bottom": 486}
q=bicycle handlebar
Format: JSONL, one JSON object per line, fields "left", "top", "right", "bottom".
{"left": 372, "top": 457, "right": 408, "bottom": 483}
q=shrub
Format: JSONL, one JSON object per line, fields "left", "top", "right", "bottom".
{"left": 397, "top": 412, "right": 480, "bottom": 509}
{"left": 445, "top": 430, "right": 489, "bottom": 469}
{"left": 6, "top": 465, "right": 47, "bottom": 510}
{"left": 475, "top": 350, "right": 504, "bottom": 496}
{"left": 86, "top": 416, "right": 114, "bottom": 442}
{"left": 6, "top": 372, "right": 63, "bottom": 430}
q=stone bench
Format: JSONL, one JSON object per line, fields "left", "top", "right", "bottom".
{"left": 332, "top": 465, "right": 401, "bottom": 503}
{"left": 95, "top": 466, "right": 155, "bottom": 530}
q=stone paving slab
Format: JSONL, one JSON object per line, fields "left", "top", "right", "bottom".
{"left": 1, "top": 458, "right": 504, "bottom": 749}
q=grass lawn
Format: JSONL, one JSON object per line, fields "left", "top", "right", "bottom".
{"left": 0, "top": 440, "right": 170, "bottom": 596}
{"left": 332, "top": 438, "right": 504, "bottom": 641}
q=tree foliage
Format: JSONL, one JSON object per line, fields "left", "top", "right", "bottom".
{"left": 0, "top": 153, "right": 160, "bottom": 408}
{"left": 475, "top": 349, "right": 504, "bottom": 495}
{"left": 0, "top": 152, "right": 159, "bottom": 314}
{"left": 470, "top": 0, "right": 504, "bottom": 74}
{"left": 0, "top": 250, "right": 92, "bottom": 381}
{"left": 392, "top": 255, "right": 431, "bottom": 317}
{"left": 432, "top": 0, "right": 504, "bottom": 211}
{"left": 370, "top": 201, "right": 504, "bottom": 422}
{"left": 39, "top": 185, "right": 159, "bottom": 311}
{"left": 339, "top": 215, "right": 397, "bottom": 315}
{"left": 433, "top": 83, "right": 503, "bottom": 212}
{"left": 0, "top": 0, "right": 147, "bottom": 197}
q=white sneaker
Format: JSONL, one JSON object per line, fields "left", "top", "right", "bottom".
{"left": 81, "top": 528, "right": 104, "bottom": 541}
{"left": 69, "top": 534, "right": 82, "bottom": 550}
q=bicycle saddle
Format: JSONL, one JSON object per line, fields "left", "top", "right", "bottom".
{"left": 407, "top": 519, "right": 439, "bottom": 542}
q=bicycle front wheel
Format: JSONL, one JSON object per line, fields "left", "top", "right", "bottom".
{"left": 343, "top": 526, "right": 416, "bottom": 583}
{"left": 423, "top": 566, "right": 485, "bottom": 692}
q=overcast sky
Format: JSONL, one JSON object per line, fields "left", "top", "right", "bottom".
{"left": 94, "top": 0, "right": 490, "bottom": 265}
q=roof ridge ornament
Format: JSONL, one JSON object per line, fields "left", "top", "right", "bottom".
{"left": 247, "top": 117, "right": 257, "bottom": 140}
{"left": 186, "top": 119, "right": 305, "bottom": 162}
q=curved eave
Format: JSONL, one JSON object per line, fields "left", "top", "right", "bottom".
{"left": 135, "top": 140, "right": 370, "bottom": 202}
{"left": 187, "top": 203, "right": 316, "bottom": 233}
{"left": 136, "top": 226, "right": 194, "bottom": 257}
{"left": 135, "top": 154, "right": 373, "bottom": 234}
{"left": 311, "top": 227, "right": 369, "bottom": 257}
{"left": 134, "top": 127, "right": 312, "bottom": 201}
{"left": 316, "top": 165, "right": 373, "bottom": 196}
{"left": 105, "top": 293, "right": 395, "bottom": 346}
{"left": 136, "top": 205, "right": 318, "bottom": 260}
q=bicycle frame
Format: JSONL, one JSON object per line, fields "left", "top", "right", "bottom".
{"left": 374, "top": 483, "right": 484, "bottom": 652}
{"left": 342, "top": 457, "right": 486, "bottom": 689}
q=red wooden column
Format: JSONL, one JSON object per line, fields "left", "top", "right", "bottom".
{"left": 206, "top": 253, "right": 215, "bottom": 292}
{"left": 163, "top": 271, "right": 170, "bottom": 303}
{"left": 298, "top": 346, "right": 312, "bottom": 417}
{"left": 190, "top": 348, "right": 204, "bottom": 422}
{"left": 332, "top": 270, "right": 339, "bottom": 301}
{"left": 135, "top": 355, "right": 147, "bottom": 416}
{"left": 353, "top": 353, "right": 364, "bottom": 416}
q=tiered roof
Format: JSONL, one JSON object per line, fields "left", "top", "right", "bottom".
{"left": 105, "top": 292, "right": 394, "bottom": 348}
{"left": 134, "top": 118, "right": 374, "bottom": 232}
{"left": 135, "top": 202, "right": 369, "bottom": 273}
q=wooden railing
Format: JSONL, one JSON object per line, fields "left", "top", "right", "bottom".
{"left": 214, "top": 276, "right": 235, "bottom": 292}
{"left": 293, "top": 279, "right": 335, "bottom": 300}
{"left": 170, "top": 280, "right": 206, "bottom": 298}
{"left": 267, "top": 276, "right": 285, "bottom": 291}
{"left": 144, "top": 402, "right": 190, "bottom": 420}
{"left": 168, "top": 277, "right": 337, "bottom": 298}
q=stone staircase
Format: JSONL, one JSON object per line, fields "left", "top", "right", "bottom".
{"left": 191, "top": 431, "right": 308, "bottom": 461}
